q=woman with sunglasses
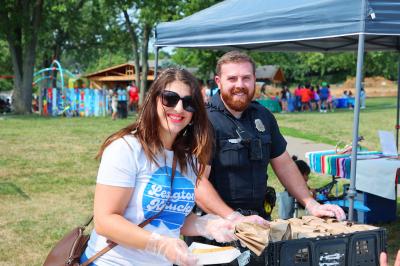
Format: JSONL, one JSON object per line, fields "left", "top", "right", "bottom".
{"left": 80, "top": 68, "right": 235, "bottom": 266}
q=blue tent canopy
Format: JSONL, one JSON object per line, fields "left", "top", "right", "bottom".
{"left": 155, "top": 0, "right": 400, "bottom": 221}
{"left": 155, "top": 0, "right": 400, "bottom": 52}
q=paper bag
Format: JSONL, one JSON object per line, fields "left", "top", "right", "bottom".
{"left": 234, "top": 222, "right": 270, "bottom": 256}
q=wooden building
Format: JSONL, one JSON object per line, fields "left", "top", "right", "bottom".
{"left": 84, "top": 62, "right": 157, "bottom": 89}
{"left": 255, "top": 65, "right": 285, "bottom": 83}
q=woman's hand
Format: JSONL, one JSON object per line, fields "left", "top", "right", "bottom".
{"left": 194, "top": 214, "right": 236, "bottom": 242}
{"left": 145, "top": 232, "right": 199, "bottom": 266}
{"left": 226, "top": 211, "right": 270, "bottom": 227}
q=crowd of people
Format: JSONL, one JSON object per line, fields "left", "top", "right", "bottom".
{"left": 258, "top": 82, "right": 366, "bottom": 113}
{"left": 109, "top": 82, "right": 139, "bottom": 120}
{"left": 259, "top": 82, "right": 335, "bottom": 113}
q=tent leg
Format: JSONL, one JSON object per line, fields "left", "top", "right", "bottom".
{"left": 396, "top": 53, "right": 400, "bottom": 151}
{"left": 154, "top": 47, "right": 160, "bottom": 80}
{"left": 348, "top": 33, "right": 365, "bottom": 222}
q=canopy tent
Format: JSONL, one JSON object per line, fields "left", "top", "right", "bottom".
{"left": 155, "top": 0, "right": 400, "bottom": 221}
{"left": 155, "top": 0, "right": 400, "bottom": 52}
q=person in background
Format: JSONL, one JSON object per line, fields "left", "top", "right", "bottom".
{"left": 347, "top": 90, "right": 354, "bottom": 109}
{"left": 300, "top": 83, "right": 311, "bottom": 111}
{"left": 316, "top": 85, "right": 321, "bottom": 110}
{"left": 80, "top": 68, "right": 236, "bottom": 266}
{"left": 200, "top": 80, "right": 211, "bottom": 103}
{"left": 327, "top": 86, "right": 335, "bottom": 112}
{"left": 319, "top": 82, "right": 330, "bottom": 113}
{"left": 280, "top": 86, "right": 289, "bottom": 112}
{"left": 278, "top": 155, "right": 315, "bottom": 219}
{"left": 294, "top": 84, "right": 302, "bottom": 111}
{"left": 259, "top": 83, "right": 268, "bottom": 99}
{"left": 360, "top": 86, "right": 366, "bottom": 109}
{"left": 128, "top": 82, "right": 139, "bottom": 112}
{"left": 32, "top": 94, "right": 38, "bottom": 113}
{"left": 116, "top": 84, "right": 128, "bottom": 118}
{"left": 194, "top": 51, "right": 345, "bottom": 265}
{"left": 210, "top": 86, "right": 219, "bottom": 97}
{"left": 292, "top": 155, "right": 315, "bottom": 198}
{"left": 204, "top": 80, "right": 216, "bottom": 103}
{"left": 111, "top": 89, "right": 118, "bottom": 121}
{"left": 310, "top": 86, "right": 320, "bottom": 111}
{"left": 287, "top": 87, "right": 296, "bottom": 112}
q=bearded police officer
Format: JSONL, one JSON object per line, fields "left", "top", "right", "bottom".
{"left": 194, "top": 51, "right": 345, "bottom": 265}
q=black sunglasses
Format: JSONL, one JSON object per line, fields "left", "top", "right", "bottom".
{"left": 160, "top": 90, "right": 196, "bottom": 113}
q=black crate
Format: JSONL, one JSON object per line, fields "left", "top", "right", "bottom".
{"left": 265, "top": 228, "right": 386, "bottom": 266}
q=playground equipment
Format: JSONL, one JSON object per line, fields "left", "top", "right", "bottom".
{"left": 34, "top": 60, "right": 108, "bottom": 117}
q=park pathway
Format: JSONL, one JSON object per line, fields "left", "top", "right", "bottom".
{"left": 285, "top": 135, "right": 334, "bottom": 161}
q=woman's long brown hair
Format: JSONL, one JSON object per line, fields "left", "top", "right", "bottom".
{"left": 96, "top": 68, "right": 212, "bottom": 179}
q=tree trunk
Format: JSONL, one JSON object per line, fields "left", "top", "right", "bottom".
{"left": 7, "top": 29, "right": 24, "bottom": 113}
{"left": 140, "top": 25, "right": 150, "bottom": 100}
{"left": 122, "top": 10, "right": 142, "bottom": 104}
{"left": 20, "top": 43, "right": 36, "bottom": 114}
{"left": 2, "top": 0, "right": 43, "bottom": 114}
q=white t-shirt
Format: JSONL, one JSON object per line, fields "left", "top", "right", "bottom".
{"left": 84, "top": 135, "right": 197, "bottom": 266}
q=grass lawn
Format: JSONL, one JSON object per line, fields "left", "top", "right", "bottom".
{"left": 0, "top": 97, "right": 398, "bottom": 265}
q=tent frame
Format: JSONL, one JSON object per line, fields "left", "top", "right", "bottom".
{"left": 154, "top": 0, "right": 400, "bottom": 221}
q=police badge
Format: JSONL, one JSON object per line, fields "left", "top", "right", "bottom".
{"left": 254, "top": 119, "right": 265, "bottom": 132}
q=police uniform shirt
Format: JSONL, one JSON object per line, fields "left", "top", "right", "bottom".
{"left": 207, "top": 92, "right": 287, "bottom": 212}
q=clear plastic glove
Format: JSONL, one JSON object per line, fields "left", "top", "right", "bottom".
{"left": 305, "top": 199, "right": 346, "bottom": 221}
{"left": 380, "top": 250, "right": 400, "bottom": 266}
{"left": 145, "top": 232, "right": 199, "bottom": 266}
{"left": 194, "top": 214, "right": 236, "bottom": 243}
{"left": 226, "top": 211, "right": 269, "bottom": 227}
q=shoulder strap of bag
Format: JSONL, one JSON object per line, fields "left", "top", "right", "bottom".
{"left": 81, "top": 155, "right": 177, "bottom": 266}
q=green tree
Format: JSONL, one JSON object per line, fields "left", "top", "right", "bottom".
{"left": 172, "top": 49, "right": 224, "bottom": 83}
{"left": 252, "top": 52, "right": 358, "bottom": 85}
{"left": 364, "top": 51, "right": 399, "bottom": 80}
{"left": 60, "top": 1, "right": 131, "bottom": 75}
{"left": 37, "top": 0, "right": 126, "bottom": 82}
{"left": 0, "top": 0, "right": 44, "bottom": 114}
{"left": 167, "top": 0, "right": 223, "bottom": 83}
{"left": 105, "top": 0, "right": 182, "bottom": 104}
{"left": 38, "top": 1, "right": 85, "bottom": 67}
{"left": 0, "top": 39, "right": 13, "bottom": 92}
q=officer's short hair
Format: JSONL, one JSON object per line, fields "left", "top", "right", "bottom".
{"left": 216, "top": 51, "right": 256, "bottom": 76}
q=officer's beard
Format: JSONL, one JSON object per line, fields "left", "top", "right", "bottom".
{"left": 220, "top": 85, "right": 255, "bottom": 112}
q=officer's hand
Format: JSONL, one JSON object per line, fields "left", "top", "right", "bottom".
{"left": 380, "top": 250, "right": 400, "bottom": 266}
{"left": 305, "top": 199, "right": 346, "bottom": 221}
{"left": 226, "top": 211, "right": 269, "bottom": 227}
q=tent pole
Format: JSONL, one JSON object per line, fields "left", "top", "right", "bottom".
{"left": 348, "top": 33, "right": 365, "bottom": 222}
{"left": 396, "top": 53, "right": 400, "bottom": 151}
{"left": 154, "top": 47, "right": 160, "bottom": 80}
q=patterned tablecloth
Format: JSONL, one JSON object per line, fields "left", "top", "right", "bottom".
{"left": 306, "top": 150, "right": 399, "bottom": 200}
{"left": 306, "top": 150, "right": 382, "bottom": 179}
